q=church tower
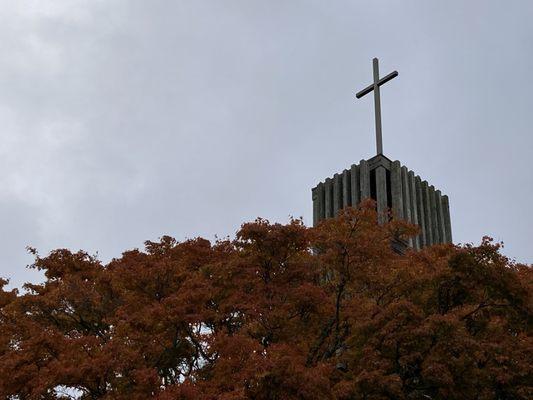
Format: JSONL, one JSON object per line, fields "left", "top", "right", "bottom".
{"left": 311, "top": 58, "right": 452, "bottom": 249}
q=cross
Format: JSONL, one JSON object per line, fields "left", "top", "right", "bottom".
{"left": 356, "top": 58, "right": 398, "bottom": 155}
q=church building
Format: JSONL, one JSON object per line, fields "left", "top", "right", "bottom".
{"left": 311, "top": 58, "right": 452, "bottom": 249}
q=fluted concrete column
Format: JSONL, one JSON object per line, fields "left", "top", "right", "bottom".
{"left": 350, "top": 164, "right": 360, "bottom": 206}
{"left": 401, "top": 166, "right": 412, "bottom": 247}
{"left": 312, "top": 186, "right": 318, "bottom": 227}
{"left": 325, "top": 178, "right": 333, "bottom": 219}
{"left": 407, "top": 171, "right": 420, "bottom": 249}
{"left": 435, "top": 190, "right": 446, "bottom": 244}
{"left": 342, "top": 169, "right": 351, "bottom": 208}
{"left": 442, "top": 195, "right": 452, "bottom": 243}
{"left": 422, "top": 181, "right": 433, "bottom": 246}
{"left": 429, "top": 185, "right": 439, "bottom": 244}
{"left": 415, "top": 176, "right": 427, "bottom": 247}
{"left": 333, "top": 173, "right": 342, "bottom": 217}
{"left": 390, "top": 161, "right": 403, "bottom": 220}
{"left": 376, "top": 166, "right": 388, "bottom": 224}
{"left": 318, "top": 183, "right": 325, "bottom": 224}
{"left": 359, "top": 160, "right": 371, "bottom": 200}
{"left": 400, "top": 167, "right": 411, "bottom": 222}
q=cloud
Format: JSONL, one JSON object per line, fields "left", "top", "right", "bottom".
{"left": 0, "top": 1, "right": 532, "bottom": 288}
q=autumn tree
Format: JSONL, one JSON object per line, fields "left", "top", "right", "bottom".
{"left": 0, "top": 203, "right": 531, "bottom": 399}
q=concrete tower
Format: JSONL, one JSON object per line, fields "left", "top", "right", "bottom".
{"left": 311, "top": 59, "right": 452, "bottom": 249}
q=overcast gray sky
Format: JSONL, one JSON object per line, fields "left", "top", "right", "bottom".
{"left": 1, "top": 1, "right": 532, "bottom": 288}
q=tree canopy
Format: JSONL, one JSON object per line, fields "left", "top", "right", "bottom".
{"left": 1, "top": 204, "right": 531, "bottom": 399}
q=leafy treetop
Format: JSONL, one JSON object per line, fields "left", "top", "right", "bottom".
{"left": 0, "top": 203, "right": 531, "bottom": 399}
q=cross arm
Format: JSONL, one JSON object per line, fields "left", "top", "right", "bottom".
{"left": 355, "top": 70, "right": 399, "bottom": 99}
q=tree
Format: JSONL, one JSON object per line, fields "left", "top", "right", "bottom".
{"left": 0, "top": 203, "right": 531, "bottom": 399}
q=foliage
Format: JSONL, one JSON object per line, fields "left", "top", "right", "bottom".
{"left": 0, "top": 203, "right": 531, "bottom": 399}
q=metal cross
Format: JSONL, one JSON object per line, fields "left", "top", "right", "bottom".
{"left": 356, "top": 58, "right": 398, "bottom": 155}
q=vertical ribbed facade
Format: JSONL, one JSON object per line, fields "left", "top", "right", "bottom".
{"left": 311, "top": 154, "right": 452, "bottom": 248}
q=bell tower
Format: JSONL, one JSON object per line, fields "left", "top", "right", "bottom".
{"left": 311, "top": 58, "right": 452, "bottom": 249}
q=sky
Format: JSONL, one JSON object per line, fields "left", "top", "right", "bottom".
{"left": 1, "top": 1, "right": 532, "bottom": 289}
